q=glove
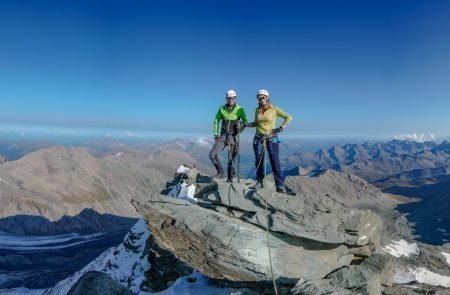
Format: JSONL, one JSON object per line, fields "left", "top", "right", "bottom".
{"left": 271, "top": 126, "right": 283, "bottom": 135}
{"left": 214, "top": 136, "right": 221, "bottom": 143}
{"left": 235, "top": 121, "right": 245, "bottom": 133}
{"left": 245, "top": 122, "right": 254, "bottom": 127}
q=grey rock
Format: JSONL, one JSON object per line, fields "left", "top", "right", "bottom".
{"left": 213, "top": 185, "right": 381, "bottom": 247}
{"left": 348, "top": 245, "right": 375, "bottom": 258}
{"left": 134, "top": 195, "right": 354, "bottom": 283}
{"left": 326, "top": 254, "right": 391, "bottom": 289}
{"left": 145, "top": 234, "right": 193, "bottom": 292}
{"left": 134, "top": 169, "right": 391, "bottom": 293}
{"left": 291, "top": 278, "right": 354, "bottom": 295}
{"left": 383, "top": 284, "right": 450, "bottom": 295}
{"left": 292, "top": 254, "right": 395, "bottom": 294}
{"left": 216, "top": 182, "right": 259, "bottom": 211}
{"left": 359, "top": 275, "right": 381, "bottom": 295}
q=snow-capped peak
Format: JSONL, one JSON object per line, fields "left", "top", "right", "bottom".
{"left": 45, "top": 218, "right": 151, "bottom": 295}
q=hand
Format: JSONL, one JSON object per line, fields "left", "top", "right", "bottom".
{"left": 214, "top": 136, "right": 221, "bottom": 142}
{"left": 271, "top": 126, "right": 283, "bottom": 135}
{"left": 235, "top": 121, "right": 245, "bottom": 133}
{"left": 245, "top": 122, "right": 254, "bottom": 127}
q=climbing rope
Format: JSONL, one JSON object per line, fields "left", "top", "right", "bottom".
{"left": 226, "top": 134, "right": 279, "bottom": 293}
{"left": 262, "top": 139, "right": 279, "bottom": 295}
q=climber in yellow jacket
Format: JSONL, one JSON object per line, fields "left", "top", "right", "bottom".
{"left": 246, "top": 89, "right": 292, "bottom": 193}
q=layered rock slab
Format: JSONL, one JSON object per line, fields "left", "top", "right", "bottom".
{"left": 204, "top": 182, "right": 381, "bottom": 248}
{"left": 133, "top": 195, "right": 354, "bottom": 283}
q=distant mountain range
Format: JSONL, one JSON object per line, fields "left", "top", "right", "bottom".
{"left": 283, "top": 139, "right": 450, "bottom": 182}
{"left": 0, "top": 139, "right": 55, "bottom": 161}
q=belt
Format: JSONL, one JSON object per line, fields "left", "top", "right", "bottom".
{"left": 255, "top": 133, "right": 274, "bottom": 138}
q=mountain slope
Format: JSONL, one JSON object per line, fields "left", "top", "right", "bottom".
{"left": 0, "top": 146, "right": 169, "bottom": 225}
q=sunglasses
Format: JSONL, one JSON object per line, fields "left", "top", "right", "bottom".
{"left": 227, "top": 97, "right": 236, "bottom": 100}
{"left": 257, "top": 96, "right": 268, "bottom": 100}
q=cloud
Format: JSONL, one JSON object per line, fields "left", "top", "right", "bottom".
{"left": 394, "top": 133, "right": 435, "bottom": 142}
{"left": 125, "top": 132, "right": 145, "bottom": 138}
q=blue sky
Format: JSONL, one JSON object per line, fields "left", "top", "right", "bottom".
{"left": 1, "top": 0, "right": 450, "bottom": 137}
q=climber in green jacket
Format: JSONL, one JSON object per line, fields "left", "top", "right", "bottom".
{"left": 209, "top": 90, "right": 248, "bottom": 182}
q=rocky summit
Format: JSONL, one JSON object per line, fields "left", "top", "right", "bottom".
{"left": 133, "top": 165, "right": 393, "bottom": 293}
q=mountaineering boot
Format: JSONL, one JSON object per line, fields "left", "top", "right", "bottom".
{"left": 227, "top": 167, "right": 235, "bottom": 183}
{"left": 213, "top": 172, "right": 224, "bottom": 179}
{"left": 251, "top": 181, "right": 264, "bottom": 189}
{"left": 212, "top": 162, "right": 224, "bottom": 179}
{"left": 276, "top": 185, "right": 287, "bottom": 193}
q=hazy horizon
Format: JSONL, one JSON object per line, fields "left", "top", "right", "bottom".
{"left": 1, "top": 122, "right": 448, "bottom": 143}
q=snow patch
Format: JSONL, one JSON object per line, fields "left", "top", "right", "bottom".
{"left": 383, "top": 239, "right": 420, "bottom": 258}
{"left": 115, "top": 152, "right": 123, "bottom": 157}
{"left": 141, "top": 271, "right": 239, "bottom": 295}
{"left": 413, "top": 267, "right": 450, "bottom": 287}
{"left": 442, "top": 252, "right": 450, "bottom": 266}
{"left": 178, "top": 183, "right": 197, "bottom": 204}
{"left": 167, "top": 165, "right": 197, "bottom": 204}
{"left": 177, "top": 165, "right": 190, "bottom": 174}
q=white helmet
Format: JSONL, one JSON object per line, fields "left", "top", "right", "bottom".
{"left": 226, "top": 90, "right": 237, "bottom": 98}
{"left": 257, "top": 89, "right": 269, "bottom": 96}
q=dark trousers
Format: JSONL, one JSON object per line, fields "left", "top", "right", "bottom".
{"left": 253, "top": 135, "right": 284, "bottom": 187}
{"left": 209, "top": 134, "right": 237, "bottom": 179}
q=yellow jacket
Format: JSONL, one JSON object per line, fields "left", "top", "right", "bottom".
{"left": 254, "top": 104, "right": 292, "bottom": 135}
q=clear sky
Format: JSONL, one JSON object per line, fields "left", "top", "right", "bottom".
{"left": 1, "top": 0, "right": 450, "bottom": 137}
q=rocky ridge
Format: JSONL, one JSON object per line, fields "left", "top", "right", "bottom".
{"left": 134, "top": 165, "right": 394, "bottom": 294}
{"left": 43, "top": 164, "right": 450, "bottom": 294}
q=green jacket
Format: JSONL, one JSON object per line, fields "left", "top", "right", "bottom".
{"left": 214, "top": 104, "right": 248, "bottom": 136}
